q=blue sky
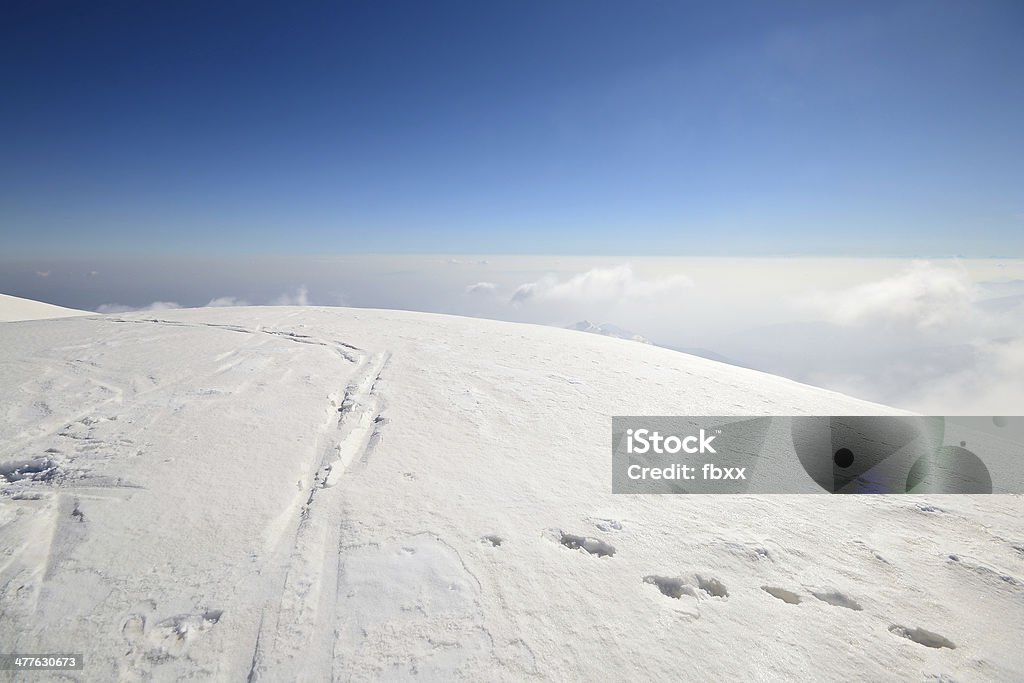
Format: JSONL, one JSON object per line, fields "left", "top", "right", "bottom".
{"left": 2, "top": 0, "right": 1022, "bottom": 256}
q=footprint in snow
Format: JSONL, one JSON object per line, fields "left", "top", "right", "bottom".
{"left": 889, "top": 624, "right": 956, "bottom": 649}
{"left": 122, "top": 603, "right": 224, "bottom": 664}
{"left": 811, "top": 590, "right": 863, "bottom": 611}
{"left": 592, "top": 517, "right": 623, "bottom": 532}
{"left": 761, "top": 586, "right": 802, "bottom": 604}
{"left": 644, "top": 574, "right": 728, "bottom": 600}
{"left": 555, "top": 530, "right": 616, "bottom": 557}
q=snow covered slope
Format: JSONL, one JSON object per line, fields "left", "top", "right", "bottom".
{"left": 0, "top": 293, "right": 89, "bottom": 322}
{"left": 0, "top": 307, "right": 1021, "bottom": 681}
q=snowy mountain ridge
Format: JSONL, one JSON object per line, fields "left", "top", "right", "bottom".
{"left": 567, "top": 319, "right": 652, "bottom": 344}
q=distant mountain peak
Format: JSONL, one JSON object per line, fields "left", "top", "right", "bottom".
{"left": 567, "top": 320, "right": 651, "bottom": 344}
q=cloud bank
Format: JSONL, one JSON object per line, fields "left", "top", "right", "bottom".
{"left": 97, "top": 288, "right": 311, "bottom": 313}
{"left": 269, "top": 286, "right": 310, "bottom": 306}
{"left": 799, "top": 261, "right": 974, "bottom": 330}
{"left": 510, "top": 264, "right": 692, "bottom": 305}
{"left": 206, "top": 296, "right": 250, "bottom": 307}
{"left": 96, "top": 301, "right": 182, "bottom": 314}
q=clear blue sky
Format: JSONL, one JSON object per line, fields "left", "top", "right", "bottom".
{"left": 2, "top": 0, "right": 1022, "bottom": 256}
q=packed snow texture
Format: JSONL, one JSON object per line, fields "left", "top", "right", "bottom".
{"left": 0, "top": 305, "right": 1021, "bottom": 681}
{"left": 0, "top": 294, "right": 89, "bottom": 322}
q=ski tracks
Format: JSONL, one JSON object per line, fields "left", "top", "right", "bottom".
{"left": 80, "top": 315, "right": 390, "bottom": 679}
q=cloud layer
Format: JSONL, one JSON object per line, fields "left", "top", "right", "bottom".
{"left": 98, "top": 287, "right": 310, "bottom": 313}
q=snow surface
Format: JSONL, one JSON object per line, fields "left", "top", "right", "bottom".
{"left": 0, "top": 294, "right": 89, "bottom": 322}
{"left": 0, "top": 305, "right": 1021, "bottom": 681}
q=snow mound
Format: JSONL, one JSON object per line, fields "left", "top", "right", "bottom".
{"left": 0, "top": 306, "right": 1020, "bottom": 681}
{"left": 0, "top": 293, "right": 90, "bottom": 322}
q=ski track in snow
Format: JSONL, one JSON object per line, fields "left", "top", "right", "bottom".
{"left": 1, "top": 314, "right": 378, "bottom": 681}
{"left": 247, "top": 349, "right": 390, "bottom": 682}
{"left": 0, "top": 307, "right": 1022, "bottom": 681}
{"left": 82, "top": 315, "right": 386, "bottom": 680}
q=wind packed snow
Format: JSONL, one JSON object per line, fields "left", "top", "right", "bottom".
{"left": 0, "top": 293, "right": 89, "bottom": 322}
{"left": 0, "top": 306, "right": 1021, "bottom": 681}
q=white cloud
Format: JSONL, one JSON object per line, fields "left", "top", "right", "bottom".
{"left": 35, "top": 271, "right": 50, "bottom": 278}
{"left": 799, "top": 261, "right": 975, "bottom": 330}
{"left": 270, "top": 286, "right": 310, "bottom": 306}
{"left": 900, "top": 337, "right": 1024, "bottom": 414}
{"left": 95, "top": 304, "right": 133, "bottom": 314}
{"left": 206, "top": 296, "right": 249, "bottom": 307}
{"left": 447, "top": 258, "right": 490, "bottom": 265}
{"left": 510, "top": 264, "right": 692, "bottom": 305}
{"left": 465, "top": 282, "right": 497, "bottom": 295}
{"left": 96, "top": 301, "right": 182, "bottom": 314}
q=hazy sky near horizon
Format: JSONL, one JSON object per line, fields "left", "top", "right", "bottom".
{"left": 3, "top": 1, "right": 1023, "bottom": 256}
{"left": 3, "top": 254, "right": 1024, "bottom": 414}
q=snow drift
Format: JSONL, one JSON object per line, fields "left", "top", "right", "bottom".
{"left": 0, "top": 293, "right": 89, "bottom": 322}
